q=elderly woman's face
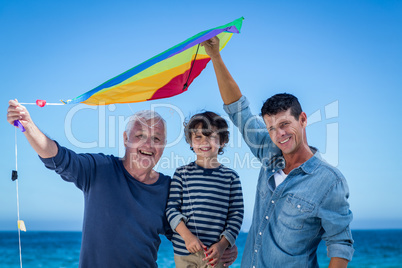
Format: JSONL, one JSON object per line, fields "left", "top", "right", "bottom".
{"left": 124, "top": 118, "right": 166, "bottom": 170}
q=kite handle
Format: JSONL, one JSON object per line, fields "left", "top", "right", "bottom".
{"left": 13, "top": 99, "right": 51, "bottom": 132}
{"left": 14, "top": 120, "right": 26, "bottom": 132}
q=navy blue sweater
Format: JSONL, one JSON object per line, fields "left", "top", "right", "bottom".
{"left": 40, "top": 142, "right": 172, "bottom": 268}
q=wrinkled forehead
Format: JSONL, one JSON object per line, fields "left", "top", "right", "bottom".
{"left": 131, "top": 118, "right": 166, "bottom": 135}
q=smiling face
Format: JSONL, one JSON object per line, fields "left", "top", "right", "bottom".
{"left": 123, "top": 118, "right": 166, "bottom": 171}
{"left": 191, "top": 124, "right": 221, "bottom": 161}
{"left": 263, "top": 109, "right": 308, "bottom": 156}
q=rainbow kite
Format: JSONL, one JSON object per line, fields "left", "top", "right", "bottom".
{"left": 15, "top": 17, "right": 243, "bottom": 132}
{"left": 65, "top": 17, "right": 244, "bottom": 105}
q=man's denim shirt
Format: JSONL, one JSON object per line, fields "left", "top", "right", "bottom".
{"left": 224, "top": 96, "right": 354, "bottom": 268}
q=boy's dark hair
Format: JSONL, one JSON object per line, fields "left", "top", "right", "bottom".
{"left": 184, "top": 111, "right": 229, "bottom": 155}
{"left": 261, "top": 93, "right": 303, "bottom": 120}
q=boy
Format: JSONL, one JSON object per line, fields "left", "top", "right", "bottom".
{"left": 166, "top": 111, "right": 244, "bottom": 267}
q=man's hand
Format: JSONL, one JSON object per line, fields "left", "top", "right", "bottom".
{"left": 219, "top": 244, "right": 238, "bottom": 267}
{"left": 7, "top": 99, "right": 32, "bottom": 128}
{"left": 6, "top": 99, "right": 58, "bottom": 158}
{"left": 201, "top": 36, "right": 221, "bottom": 59}
{"left": 202, "top": 36, "right": 242, "bottom": 105}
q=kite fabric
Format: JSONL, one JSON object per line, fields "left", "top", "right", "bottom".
{"left": 18, "top": 220, "right": 26, "bottom": 232}
{"left": 63, "top": 17, "right": 244, "bottom": 106}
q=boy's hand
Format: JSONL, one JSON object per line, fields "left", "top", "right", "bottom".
{"left": 175, "top": 221, "right": 205, "bottom": 253}
{"left": 201, "top": 36, "right": 221, "bottom": 59}
{"left": 184, "top": 232, "right": 205, "bottom": 253}
{"left": 204, "top": 237, "right": 230, "bottom": 266}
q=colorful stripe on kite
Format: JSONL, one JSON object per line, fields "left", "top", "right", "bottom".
{"left": 65, "top": 17, "right": 244, "bottom": 105}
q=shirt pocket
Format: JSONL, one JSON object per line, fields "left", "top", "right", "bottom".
{"left": 278, "top": 194, "right": 315, "bottom": 230}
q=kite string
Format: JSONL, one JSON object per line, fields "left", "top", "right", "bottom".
{"left": 127, "top": 104, "right": 163, "bottom": 128}
{"left": 183, "top": 167, "right": 214, "bottom": 266}
{"left": 183, "top": 167, "right": 200, "bottom": 239}
{"left": 183, "top": 43, "right": 201, "bottom": 90}
{"left": 19, "top": 103, "right": 64, "bottom": 106}
{"left": 127, "top": 104, "right": 135, "bottom": 114}
{"left": 15, "top": 128, "right": 23, "bottom": 268}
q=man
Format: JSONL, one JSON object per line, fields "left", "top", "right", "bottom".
{"left": 202, "top": 37, "right": 354, "bottom": 267}
{"left": 7, "top": 99, "right": 237, "bottom": 267}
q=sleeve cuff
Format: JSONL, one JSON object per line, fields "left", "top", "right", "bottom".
{"left": 221, "top": 231, "right": 235, "bottom": 248}
{"left": 38, "top": 141, "right": 63, "bottom": 169}
{"left": 327, "top": 243, "right": 354, "bottom": 261}
{"left": 170, "top": 214, "right": 188, "bottom": 232}
{"left": 223, "top": 95, "right": 249, "bottom": 115}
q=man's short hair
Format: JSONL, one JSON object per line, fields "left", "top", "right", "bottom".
{"left": 184, "top": 111, "right": 229, "bottom": 155}
{"left": 261, "top": 93, "right": 303, "bottom": 120}
{"left": 126, "top": 110, "right": 167, "bottom": 140}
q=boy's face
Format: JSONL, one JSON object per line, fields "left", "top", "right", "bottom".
{"left": 191, "top": 123, "right": 221, "bottom": 160}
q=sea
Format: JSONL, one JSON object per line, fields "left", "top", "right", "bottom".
{"left": 0, "top": 230, "right": 401, "bottom": 267}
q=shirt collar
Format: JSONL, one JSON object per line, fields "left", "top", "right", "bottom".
{"left": 269, "top": 146, "right": 321, "bottom": 175}
{"left": 299, "top": 146, "right": 321, "bottom": 174}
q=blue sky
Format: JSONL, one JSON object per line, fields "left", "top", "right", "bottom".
{"left": 1, "top": 0, "right": 401, "bottom": 231}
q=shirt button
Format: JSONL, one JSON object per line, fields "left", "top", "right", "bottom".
{"left": 272, "top": 169, "right": 275, "bottom": 172}
{"left": 259, "top": 232, "right": 262, "bottom": 235}
{"left": 253, "top": 266, "right": 256, "bottom": 268}
{"left": 266, "top": 216, "right": 269, "bottom": 220}
{"left": 297, "top": 204, "right": 301, "bottom": 209}
{"left": 271, "top": 200, "right": 275, "bottom": 204}
{"left": 255, "top": 249, "right": 258, "bottom": 253}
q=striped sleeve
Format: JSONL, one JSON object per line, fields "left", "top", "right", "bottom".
{"left": 166, "top": 169, "right": 187, "bottom": 231}
{"left": 220, "top": 169, "right": 244, "bottom": 247}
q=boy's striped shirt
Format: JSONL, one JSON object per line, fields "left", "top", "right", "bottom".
{"left": 166, "top": 162, "right": 244, "bottom": 256}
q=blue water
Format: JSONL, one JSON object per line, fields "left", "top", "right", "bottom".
{"left": 0, "top": 230, "right": 401, "bottom": 267}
